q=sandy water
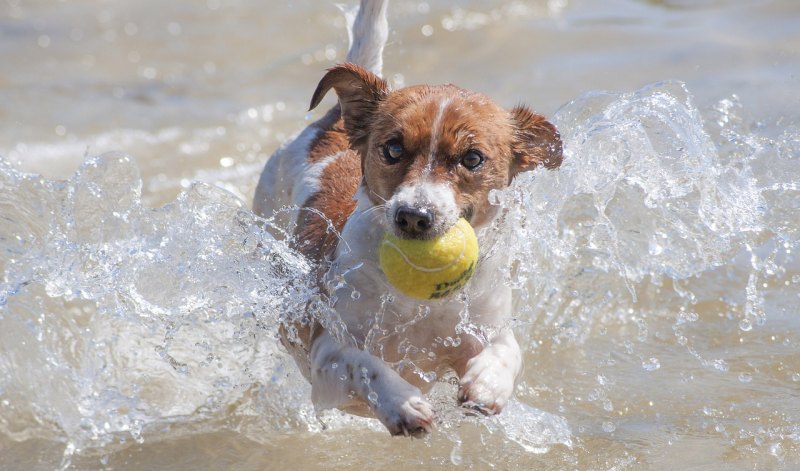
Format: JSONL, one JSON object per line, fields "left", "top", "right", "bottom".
{"left": 1, "top": 0, "right": 799, "bottom": 469}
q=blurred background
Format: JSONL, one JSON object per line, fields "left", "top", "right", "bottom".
{"left": 2, "top": 0, "right": 797, "bottom": 199}
{"left": 1, "top": 1, "right": 799, "bottom": 470}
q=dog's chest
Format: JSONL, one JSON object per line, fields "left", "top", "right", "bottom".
{"left": 325, "top": 199, "right": 511, "bottom": 382}
{"left": 328, "top": 263, "right": 476, "bottom": 383}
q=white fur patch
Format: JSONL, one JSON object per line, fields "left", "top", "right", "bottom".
{"left": 345, "top": 0, "right": 389, "bottom": 76}
{"left": 293, "top": 151, "right": 345, "bottom": 207}
{"left": 253, "top": 124, "right": 320, "bottom": 219}
{"left": 458, "top": 330, "right": 522, "bottom": 413}
{"left": 426, "top": 98, "right": 451, "bottom": 173}
{"left": 388, "top": 180, "right": 459, "bottom": 232}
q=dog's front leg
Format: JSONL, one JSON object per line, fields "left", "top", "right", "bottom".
{"left": 309, "top": 331, "right": 435, "bottom": 436}
{"left": 456, "top": 329, "right": 522, "bottom": 415}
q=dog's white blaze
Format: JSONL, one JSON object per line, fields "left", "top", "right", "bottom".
{"left": 426, "top": 98, "right": 451, "bottom": 173}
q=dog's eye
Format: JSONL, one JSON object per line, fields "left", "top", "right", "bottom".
{"left": 461, "top": 150, "right": 484, "bottom": 170}
{"left": 382, "top": 139, "right": 404, "bottom": 162}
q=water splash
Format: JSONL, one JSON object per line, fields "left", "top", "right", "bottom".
{"left": 0, "top": 153, "right": 315, "bottom": 457}
{"left": 490, "top": 81, "right": 796, "bottom": 342}
{"left": 1, "top": 79, "right": 798, "bottom": 467}
{"left": 495, "top": 400, "right": 572, "bottom": 453}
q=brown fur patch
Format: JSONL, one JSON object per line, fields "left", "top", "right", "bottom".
{"left": 292, "top": 148, "right": 360, "bottom": 264}
{"left": 307, "top": 105, "right": 350, "bottom": 164}
{"left": 510, "top": 105, "right": 563, "bottom": 173}
{"left": 290, "top": 103, "right": 361, "bottom": 265}
{"left": 310, "top": 63, "right": 389, "bottom": 154}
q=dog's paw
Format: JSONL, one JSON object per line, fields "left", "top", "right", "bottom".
{"left": 458, "top": 353, "right": 515, "bottom": 415}
{"left": 374, "top": 388, "right": 435, "bottom": 437}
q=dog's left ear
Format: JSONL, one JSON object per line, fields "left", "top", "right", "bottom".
{"left": 509, "top": 105, "right": 563, "bottom": 176}
{"left": 310, "top": 62, "right": 389, "bottom": 149}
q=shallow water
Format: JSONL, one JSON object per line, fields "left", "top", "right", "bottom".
{"left": 2, "top": 0, "right": 799, "bottom": 470}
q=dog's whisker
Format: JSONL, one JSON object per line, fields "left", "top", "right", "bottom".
{"left": 361, "top": 204, "right": 388, "bottom": 216}
{"left": 370, "top": 190, "right": 389, "bottom": 204}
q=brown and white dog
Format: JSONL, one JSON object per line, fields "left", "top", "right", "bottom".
{"left": 253, "top": 0, "right": 562, "bottom": 436}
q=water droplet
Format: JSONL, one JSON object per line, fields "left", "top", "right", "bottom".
{"left": 450, "top": 441, "right": 462, "bottom": 465}
{"left": 421, "top": 371, "right": 437, "bottom": 383}
{"left": 417, "top": 305, "right": 431, "bottom": 318}
{"left": 770, "top": 442, "right": 785, "bottom": 458}
{"left": 350, "top": 290, "right": 361, "bottom": 300}
{"left": 167, "top": 21, "right": 182, "bottom": 36}
{"left": 642, "top": 357, "right": 660, "bottom": 371}
{"left": 623, "top": 340, "right": 634, "bottom": 355}
{"left": 488, "top": 189, "right": 504, "bottom": 205}
{"left": 648, "top": 240, "right": 663, "bottom": 255}
{"left": 712, "top": 359, "right": 729, "bottom": 372}
{"left": 602, "top": 421, "right": 616, "bottom": 433}
{"left": 37, "top": 34, "right": 51, "bottom": 48}
{"left": 636, "top": 319, "right": 648, "bottom": 342}
{"left": 367, "top": 391, "right": 378, "bottom": 404}
{"left": 739, "top": 318, "right": 753, "bottom": 331}
{"left": 738, "top": 372, "right": 752, "bottom": 383}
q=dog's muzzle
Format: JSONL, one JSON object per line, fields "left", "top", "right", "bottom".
{"left": 394, "top": 205, "right": 435, "bottom": 237}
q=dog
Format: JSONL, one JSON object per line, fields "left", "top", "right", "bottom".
{"left": 253, "top": 0, "right": 562, "bottom": 436}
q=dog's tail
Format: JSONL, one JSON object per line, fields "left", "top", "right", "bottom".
{"left": 342, "top": 0, "right": 389, "bottom": 77}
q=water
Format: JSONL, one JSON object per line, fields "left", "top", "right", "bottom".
{"left": 2, "top": 0, "right": 799, "bottom": 469}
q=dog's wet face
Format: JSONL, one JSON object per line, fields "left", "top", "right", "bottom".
{"left": 365, "top": 86, "right": 518, "bottom": 239}
{"left": 309, "top": 63, "right": 563, "bottom": 239}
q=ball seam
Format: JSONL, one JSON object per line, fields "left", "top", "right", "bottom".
{"left": 381, "top": 223, "right": 467, "bottom": 273}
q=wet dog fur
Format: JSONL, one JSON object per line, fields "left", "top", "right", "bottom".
{"left": 253, "top": 0, "right": 562, "bottom": 436}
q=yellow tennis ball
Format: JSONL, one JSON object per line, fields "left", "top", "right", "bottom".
{"left": 379, "top": 218, "right": 479, "bottom": 300}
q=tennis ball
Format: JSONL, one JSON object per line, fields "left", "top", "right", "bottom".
{"left": 379, "top": 218, "right": 479, "bottom": 300}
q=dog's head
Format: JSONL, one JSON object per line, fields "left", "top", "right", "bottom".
{"left": 310, "top": 63, "right": 562, "bottom": 239}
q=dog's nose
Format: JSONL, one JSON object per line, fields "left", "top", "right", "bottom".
{"left": 394, "top": 206, "right": 434, "bottom": 235}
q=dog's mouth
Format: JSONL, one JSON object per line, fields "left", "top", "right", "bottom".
{"left": 384, "top": 208, "right": 448, "bottom": 241}
{"left": 383, "top": 204, "right": 477, "bottom": 241}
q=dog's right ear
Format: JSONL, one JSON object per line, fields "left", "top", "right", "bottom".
{"left": 309, "top": 63, "right": 388, "bottom": 148}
